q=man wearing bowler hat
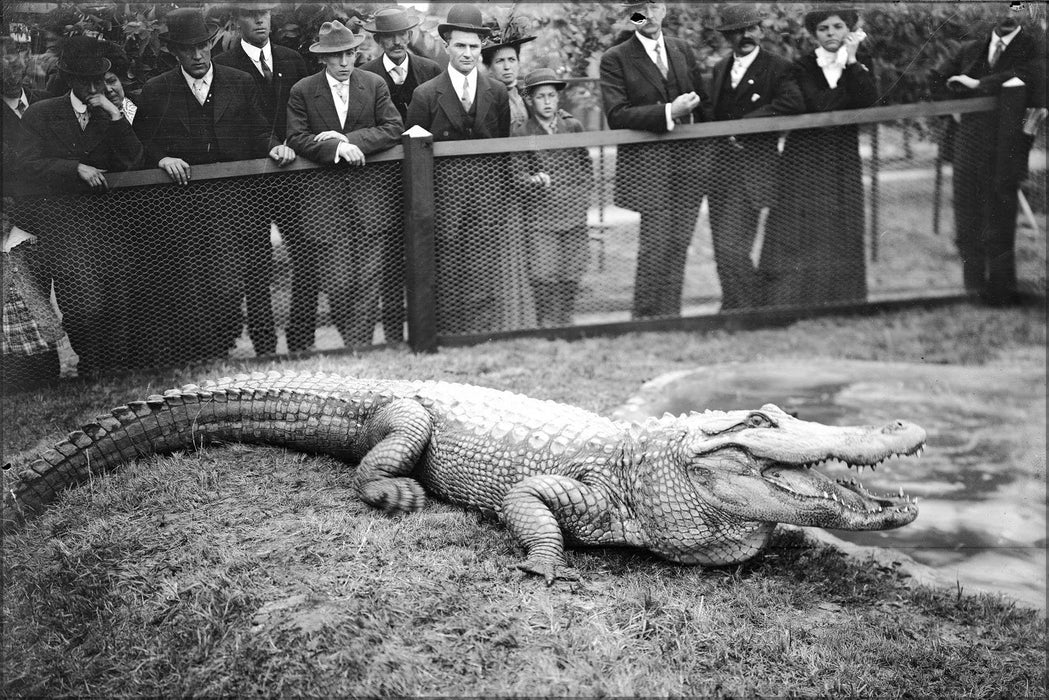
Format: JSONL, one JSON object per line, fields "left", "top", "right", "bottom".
{"left": 134, "top": 7, "right": 296, "bottom": 363}
{"left": 360, "top": 6, "right": 441, "bottom": 124}
{"left": 285, "top": 20, "right": 403, "bottom": 347}
{"left": 406, "top": 4, "right": 520, "bottom": 335}
{"left": 705, "top": 3, "right": 803, "bottom": 311}
{"left": 21, "top": 36, "right": 144, "bottom": 375}
{"left": 599, "top": 1, "right": 710, "bottom": 320}
{"left": 360, "top": 6, "right": 441, "bottom": 342}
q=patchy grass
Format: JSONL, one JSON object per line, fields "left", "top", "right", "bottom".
{"left": 2, "top": 303, "right": 1046, "bottom": 696}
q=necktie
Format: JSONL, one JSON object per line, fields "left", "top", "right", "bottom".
{"left": 76, "top": 109, "right": 89, "bottom": 130}
{"left": 989, "top": 38, "right": 1005, "bottom": 68}
{"left": 390, "top": 64, "right": 406, "bottom": 85}
{"left": 654, "top": 43, "right": 668, "bottom": 79}
{"left": 15, "top": 99, "right": 27, "bottom": 118}
{"left": 259, "top": 53, "right": 273, "bottom": 82}
{"left": 335, "top": 82, "right": 347, "bottom": 104}
{"left": 461, "top": 76, "right": 472, "bottom": 112}
{"left": 193, "top": 79, "right": 208, "bottom": 105}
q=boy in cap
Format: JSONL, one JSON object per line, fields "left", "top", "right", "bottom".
{"left": 518, "top": 68, "right": 591, "bottom": 327}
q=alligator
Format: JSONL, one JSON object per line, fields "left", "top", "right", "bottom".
{"left": 2, "top": 372, "right": 924, "bottom": 583}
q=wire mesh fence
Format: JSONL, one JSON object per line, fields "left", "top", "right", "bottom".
{"left": 2, "top": 96, "right": 1044, "bottom": 385}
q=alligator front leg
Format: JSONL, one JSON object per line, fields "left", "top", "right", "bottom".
{"left": 502, "top": 475, "right": 613, "bottom": 585}
{"left": 354, "top": 399, "right": 432, "bottom": 513}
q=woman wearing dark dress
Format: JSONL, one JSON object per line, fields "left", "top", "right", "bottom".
{"left": 759, "top": 8, "right": 878, "bottom": 307}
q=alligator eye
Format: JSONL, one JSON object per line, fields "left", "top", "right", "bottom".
{"left": 743, "top": 413, "right": 773, "bottom": 429}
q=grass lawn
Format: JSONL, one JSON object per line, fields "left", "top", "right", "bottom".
{"left": 2, "top": 303, "right": 1046, "bottom": 696}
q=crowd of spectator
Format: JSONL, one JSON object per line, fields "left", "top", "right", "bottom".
{"left": 1, "top": 2, "right": 1045, "bottom": 390}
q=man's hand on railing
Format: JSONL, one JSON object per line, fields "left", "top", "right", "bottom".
{"left": 158, "top": 157, "right": 192, "bottom": 185}
{"left": 528, "top": 172, "right": 552, "bottom": 189}
{"left": 946, "top": 74, "right": 980, "bottom": 91}
{"left": 335, "top": 142, "right": 366, "bottom": 166}
{"left": 269, "top": 145, "right": 296, "bottom": 167}
{"left": 670, "top": 92, "right": 701, "bottom": 121}
{"left": 77, "top": 163, "right": 109, "bottom": 190}
{"left": 314, "top": 131, "right": 349, "bottom": 144}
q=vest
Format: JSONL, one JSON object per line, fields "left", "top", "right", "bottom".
{"left": 388, "top": 64, "right": 419, "bottom": 123}
{"left": 182, "top": 88, "right": 219, "bottom": 165}
{"left": 715, "top": 71, "right": 750, "bottom": 122}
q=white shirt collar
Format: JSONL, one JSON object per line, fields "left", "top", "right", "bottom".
{"left": 733, "top": 46, "right": 760, "bottom": 71}
{"left": 383, "top": 53, "right": 409, "bottom": 73}
{"left": 3, "top": 89, "right": 28, "bottom": 112}
{"left": 446, "top": 66, "right": 477, "bottom": 98}
{"left": 634, "top": 31, "right": 665, "bottom": 54}
{"left": 240, "top": 39, "right": 272, "bottom": 67}
{"left": 70, "top": 91, "right": 88, "bottom": 114}
{"left": 181, "top": 64, "right": 214, "bottom": 91}
{"left": 992, "top": 24, "right": 1022, "bottom": 48}
{"left": 326, "top": 70, "right": 349, "bottom": 90}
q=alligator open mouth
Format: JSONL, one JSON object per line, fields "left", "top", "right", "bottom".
{"left": 761, "top": 451, "right": 922, "bottom": 517}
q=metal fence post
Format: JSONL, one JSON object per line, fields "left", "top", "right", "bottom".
{"left": 401, "top": 128, "right": 438, "bottom": 353}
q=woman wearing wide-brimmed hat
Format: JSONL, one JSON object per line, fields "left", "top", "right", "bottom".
{"left": 758, "top": 6, "right": 878, "bottom": 309}
{"left": 480, "top": 11, "right": 536, "bottom": 136}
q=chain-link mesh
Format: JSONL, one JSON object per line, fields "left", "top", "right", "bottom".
{"left": 4, "top": 161, "right": 402, "bottom": 380}
{"left": 3, "top": 100, "right": 1044, "bottom": 381}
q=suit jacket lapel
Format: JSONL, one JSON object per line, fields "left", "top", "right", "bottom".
{"left": 664, "top": 39, "right": 692, "bottom": 97}
{"left": 51, "top": 101, "right": 89, "bottom": 152}
{"left": 210, "top": 68, "right": 232, "bottom": 122}
{"left": 436, "top": 72, "right": 464, "bottom": 126}
{"left": 474, "top": 76, "right": 495, "bottom": 128}
{"left": 711, "top": 56, "right": 730, "bottom": 112}
{"left": 311, "top": 72, "right": 343, "bottom": 131}
{"left": 735, "top": 50, "right": 767, "bottom": 100}
{"left": 344, "top": 71, "right": 367, "bottom": 129}
{"left": 629, "top": 36, "right": 668, "bottom": 100}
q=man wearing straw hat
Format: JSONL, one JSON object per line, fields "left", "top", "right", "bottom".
{"left": 599, "top": 1, "right": 709, "bottom": 321}
{"left": 360, "top": 6, "right": 441, "bottom": 124}
{"left": 285, "top": 20, "right": 403, "bottom": 347}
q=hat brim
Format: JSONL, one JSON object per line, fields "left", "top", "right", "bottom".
{"left": 362, "top": 17, "right": 422, "bottom": 34}
{"left": 309, "top": 33, "right": 366, "bottom": 54}
{"left": 523, "top": 79, "right": 567, "bottom": 91}
{"left": 437, "top": 22, "right": 492, "bottom": 37}
{"left": 161, "top": 25, "right": 220, "bottom": 46}
{"left": 481, "top": 35, "right": 536, "bottom": 55}
{"left": 58, "top": 56, "right": 112, "bottom": 77}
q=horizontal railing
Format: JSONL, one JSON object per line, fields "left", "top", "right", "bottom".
{"left": 82, "top": 97, "right": 995, "bottom": 190}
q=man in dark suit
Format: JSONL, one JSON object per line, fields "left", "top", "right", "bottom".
{"left": 3, "top": 43, "right": 51, "bottom": 210}
{"left": 134, "top": 7, "right": 297, "bottom": 362}
{"left": 706, "top": 4, "right": 804, "bottom": 312}
{"left": 406, "top": 4, "right": 515, "bottom": 334}
{"left": 21, "top": 36, "right": 144, "bottom": 375}
{"left": 213, "top": 2, "right": 313, "bottom": 351}
{"left": 285, "top": 20, "right": 403, "bottom": 348}
{"left": 359, "top": 6, "right": 441, "bottom": 342}
{"left": 360, "top": 7, "right": 441, "bottom": 124}
{"left": 933, "top": 4, "right": 1046, "bottom": 306}
{"left": 599, "top": 1, "right": 709, "bottom": 320}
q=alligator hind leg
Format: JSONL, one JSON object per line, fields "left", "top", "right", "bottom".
{"left": 502, "top": 475, "right": 612, "bottom": 585}
{"left": 355, "top": 399, "right": 432, "bottom": 513}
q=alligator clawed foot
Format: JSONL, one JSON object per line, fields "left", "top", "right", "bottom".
{"left": 360, "top": 477, "right": 426, "bottom": 514}
{"left": 516, "top": 557, "right": 581, "bottom": 586}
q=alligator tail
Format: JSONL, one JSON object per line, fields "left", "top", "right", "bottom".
{"left": 2, "top": 375, "right": 362, "bottom": 531}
